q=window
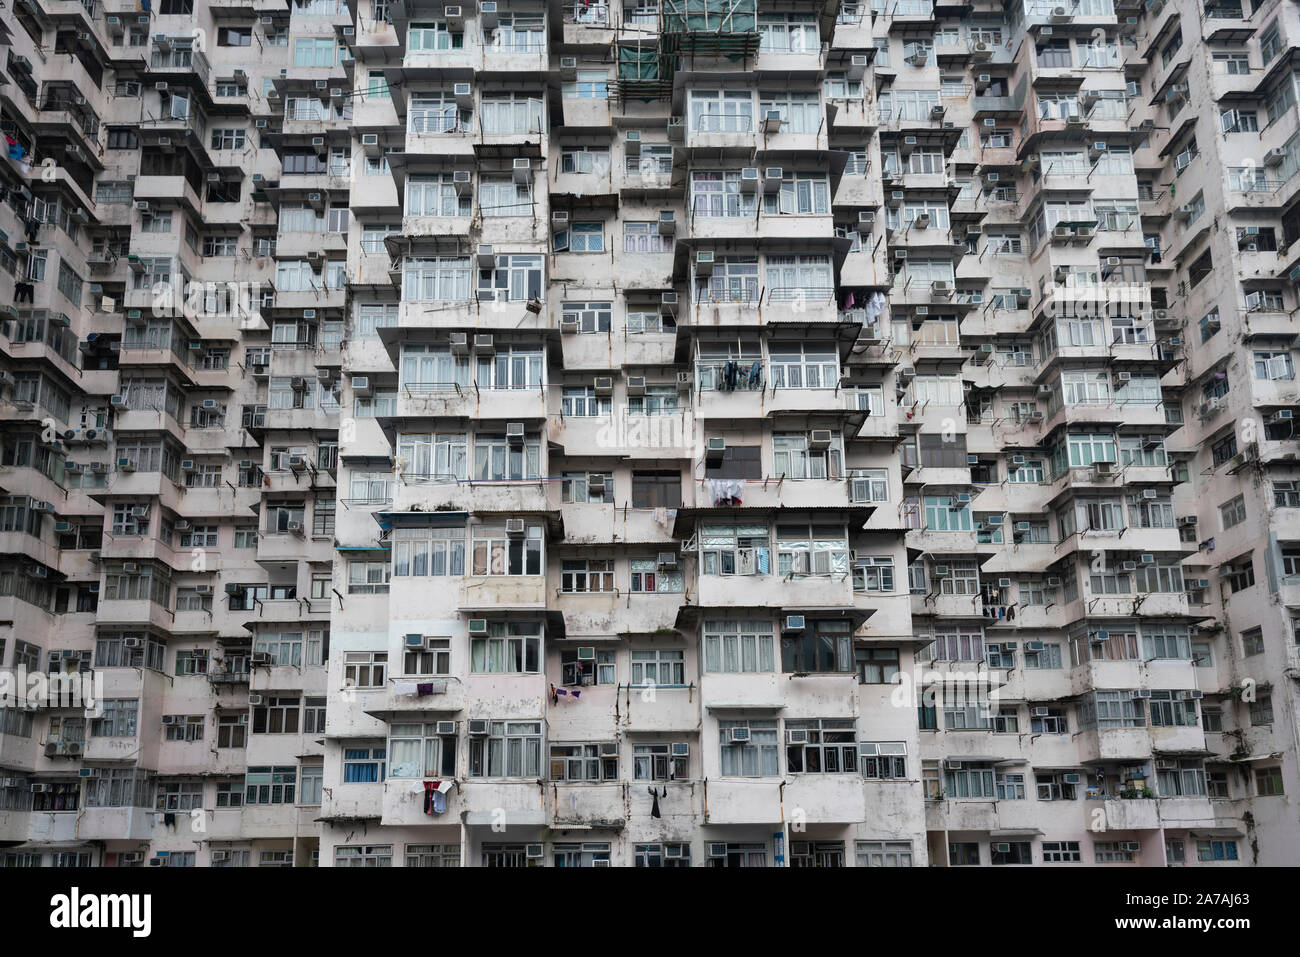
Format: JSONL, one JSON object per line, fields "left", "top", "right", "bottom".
{"left": 561, "top": 301, "right": 611, "bottom": 334}
{"left": 948, "top": 843, "right": 980, "bottom": 866}
{"left": 1094, "top": 842, "right": 1138, "bottom": 863}
{"left": 624, "top": 222, "right": 673, "bottom": 253}
{"left": 629, "top": 648, "right": 684, "bottom": 686}
{"left": 163, "top": 715, "right": 204, "bottom": 742}
{"left": 343, "top": 747, "right": 387, "bottom": 784}
{"left": 1259, "top": 20, "right": 1281, "bottom": 64}
{"left": 251, "top": 696, "right": 299, "bottom": 734}
{"left": 628, "top": 385, "right": 679, "bottom": 416}
{"left": 856, "top": 647, "right": 899, "bottom": 684}
{"left": 561, "top": 471, "right": 613, "bottom": 504}
{"left": 785, "top": 719, "right": 856, "bottom": 773}
{"left": 633, "top": 744, "right": 690, "bottom": 781}
{"left": 1042, "top": 841, "right": 1081, "bottom": 863}
{"left": 470, "top": 621, "right": 541, "bottom": 674}
{"left": 408, "top": 20, "right": 463, "bottom": 51}
{"left": 409, "top": 174, "right": 473, "bottom": 217}
{"left": 563, "top": 70, "right": 608, "bottom": 98}
{"left": 719, "top": 719, "right": 780, "bottom": 776}
{"left": 470, "top": 524, "right": 543, "bottom": 575}
{"left": 406, "top": 844, "right": 460, "bottom": 867}
{"left": 703, "top": 619, "right": 774, "bottom": 673}
{"left": 334, "top": 845, "right": 392, "bottom": 867}
{"left": 759, "top": 12, "right": 817, "bottom": 52}
{"left": 469, "top": 721, "right": 542, "bottom": 778}
{"left": 1250, "top": 695, "right": 1274, "bottom": 725}
{"left": 561, "top": 146, "right": 610, "bottom": 175}
{"left": 245, "top": 767, "right": 295, "bottom": 804}
{"left": 561, "top": 559, "right": 615, "bottom": 593}
{"left": 635, "top": 843, "right": 691, "bottom": 867}
{"left": 1255, "top": 350, "right": 1295, "bottom": 380}
{"left": 991, "top": 842, "right": 1032, "bottom": 865}
{"left": 549, "top": 744, "right": 617, "bottom": 781}
{"left": 554, "top": 222, "right": 604, "bottom": 253}
{"left": 392, "top": 526, "right": 466, "bottom": 577}
{"left": 781, "top": 619, "right": 852, "bottom": 672}
{"left": 632, "top": 471, "right": 681, "bottom": 508}
{"left": 559, "top": 647, "right": 614, "bottom": 687}
{"left": 348, "top": 560, "right": 390, "bottom": 594}
{"left": 478, "top": 176, "right": 530, "bottom": 218}
{"left": 1149, "top": 691, "right": 1199, "bottom": 728}
{"left": 856, "top": 841, "right": 913, "bottom": 867}
{"left": 217, "top": 715, "right": 247, "bottom": 749}
{"left": 343, "top": 652, "right": 387, "bottom": 689}
{"left": 90, "top": 699, "right": 138, "bottom": 737}
{"left": 629, "top": 558, "right": 684, "bottom": 594}
{"left": 477, "top": 255, "right": 543, "bottom": 303}
{"left": 1241, "top": 627, "right": 1264, "bottom": 656}
{"left": 1225, "top": 555, "right": 1255, "bottom": 593}
{"left": 1255, "top": 765, "right": 1284, "bottom": 795}
{"left": 1197, "top": 840, "right": 1239, "bottom": 862}
{"left": 859, "top": 741, "right": 907, "bottom": 779}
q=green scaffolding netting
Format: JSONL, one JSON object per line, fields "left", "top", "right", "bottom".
{"left": 617, "top": 44, "right": 662, "bottom": 80}
{"left": 661, "top": 0, "right": 758, "bottom": 33}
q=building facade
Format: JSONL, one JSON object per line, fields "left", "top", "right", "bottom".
{"left": 0, "top": 0, "right": 1296, "bottom": 868}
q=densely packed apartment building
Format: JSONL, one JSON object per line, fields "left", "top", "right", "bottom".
{"left": 0, "top": 0, "right": 1295, "bottom": 868}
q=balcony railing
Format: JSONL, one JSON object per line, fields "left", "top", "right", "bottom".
{"left": 564, "top": 2, "right": 609, "bottom": 24}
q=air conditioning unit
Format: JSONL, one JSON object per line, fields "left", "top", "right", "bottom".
{"left": 593, "top": 376, "right": 613, "bottom": 397}
{"left": 784, "top": 615, "right": 806, "bottom": 632}
{"left": 809, "top": 429, "right": 832, "bottom": 450}
{"left": 474, "top": 334, "right": 495, "bottom": 353}
{"left": 505, "top": 518, "right": 526, "bottom": 537}
{"left": 352, "top": 376, "right": 372, "bottom": 396}
{"left": 468, "top": 619, "right": 489, "bottom": 636}
{"left": 626, "top": 376, "right": 647, "bottom": 396}
{"left": 726, "top": 728, "right": 752, "bottom": 744}
{"left": 705, "top": 437, "right": 725, "bottom": 465}
{"left": 657, "top": 552, "right": 677, "bottom": 568}
{"left": 512, "top": 157, "right": 531, "bottom": 184}
{"left": 677, "top": 371, "right": 693, "bottom": 391}
{"left": 786, "top": 729, "right": 809, "bottom": 744}
{"left": 468, "top": 719, "right": 490, "bottom": 736}
{"left": 505, "top": 422, "right": 525, "bottom": 445}
{"left": 740, "top": 168, "right": 759, "bottom": 192}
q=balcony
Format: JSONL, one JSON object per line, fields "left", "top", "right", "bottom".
{"left": 700, "top": 673, "right": 785, "bottom": 711}
{"left": 380, "top": 777, "right": 467, "bottom": 828}
{"left": 456, "top": 576, "right": 548, "bottom": 613}
{"left": 75, "top": 806, "right": 155, "bottom": 842}
{"left": 685, "top": 288, "right": 840, "bottom": 328}
{"left": 702, "top": 779, "right": 783, "bottom": 825}
{"left": 395, "top": 477, "right": 550, "bottom": 513}
{"left": 696, "top": 572, "right": 855, "bottom": 610}
{"left": 621, "top": 687, "right": 700, "bottom": 732}
{"left": 1087, "top": 797, "right": 1161, "bottom": 831}
{"left": 355, "top": 677, "right": 467, "bottom": 720}
{"left": 781, "top": 774, "right": 867, "bottom": 823}
{"left": 550, "top": 782, "right": 626, "bottom": 829}
{"left": 394, "top": 382, "right": 549, "bottom": 421}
